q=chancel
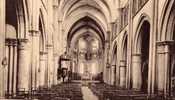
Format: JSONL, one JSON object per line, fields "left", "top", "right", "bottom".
{"left": 0, "top": 0, "right": 175, "bottom": 100}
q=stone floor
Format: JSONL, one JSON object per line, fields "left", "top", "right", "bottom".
{"left": 81, "top": 86, "right": 99, "bottom": 100}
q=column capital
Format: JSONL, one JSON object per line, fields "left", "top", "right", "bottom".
{"left": 58, "top": 19, "right": 62, "bottom": 23}
{"left": 18, "top": 39, "right": 29, "bottom": 50}
{"left": 157, "top": 40, "right": 174, "bottom": 54}
{"left": 29, "top": 30, "right": 40, "bottom": 37}
{"left": 156, "top": 40, "right": 174, "bottom": 46}
{"left": 120, "top": 60, "right": 127, "bottom": 67}
{"left": 111, "top": 65, "right": 116, "bottom": 68}
{"left": 5, "top": 38, "right": 17, "bottom": 46}
{"left": 53, "top": 3, "right": 59, "bottom": 8}
{"left": 46, "top": 44, "right": 53, "bottom": 49}
{"left": 132, "top": 53, "right": 142, "bottom": 56}
{"left": 120, "top": 60, "right": 126, "bottom": 62}
{"left": 132, "top": 54, "right": 142, "bottom": 63}
{"left": 40, "top": 52, "right": 47, "bottom": 61}
{"left": 110, "top": 21, "right": 116, "bottom": 25}
{"left": 40, "top": 51, "right": 48, "bottom": 55}
{"left": 18, "top": 38, "right": 28, "bottom": 43}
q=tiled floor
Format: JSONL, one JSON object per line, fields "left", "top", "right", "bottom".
{"left": 81, "top": 86, "right": 99, "bottom": 100}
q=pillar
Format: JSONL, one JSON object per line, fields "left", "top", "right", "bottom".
{"left": 53, "top": 54, "right": 59, "bottom": 85}
{"left": 120, "top": 60, "right": 126, "bottom": 88}
{"left": 4, "top": 41, "right": 9, "bottom": 94}
{"left": 157, "top": 41, "right": 173, "bottom": 95}
{"left": 12, "top": 39, "right": 17, "bottom": 95}
{"left": 106, "top": 67, "right": 111, "bottom": 84}
{"left": 39, "top": 51, "right": 47, "bottom": 87}
{"left": 5, "top": 39, "right": 17, "bottom": 95}
{"left": 132, "top": 54, "right": 142, "bottom": 90}
{"left": 0, "top": 0, "right": 5, "bottom": 97}
{"left": 17, "top": 39, "right": 30, "bottom": 92}
{"left": 53, "top": 1, "right": 59, "bottom": 85}
{"left": 29, "top": 30, "right": 40, "bottom": 90}
{"left": 103, "top": 40, "right": 110, "bottom": 83}
{"left": 46, "top": 44, "right": 54, "bottom": 87}
{"left": 6, "top": 39, "right": 13, "bottom": 94}
{"left": 111, "top": 65, "right": 116, "bottom": 85}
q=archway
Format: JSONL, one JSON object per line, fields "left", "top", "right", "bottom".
{"left": 37, "top": 17, "right": 46, "bottom": 88}
{"left": 132, "top": 20, "right": 150, "bottom": 92}
{"left": 140, "top": 21, "right": 150, "bottom": 92}
{"left": 74, "top": 34, "right": 102, "bottom": 81}
{"left": 111, "top": 43, "right": 117, "bottom": 85}
{"left": 120, "top": 35, "right": 128, "bottom": 88}
{"left": 67, "top": 16, "right": 105, "bottom": 82}
{"left": 158, "top": 1, "right": 175, "bottom": 95}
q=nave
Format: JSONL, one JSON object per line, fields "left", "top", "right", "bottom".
{"left": 4, "top": 81, "right": 175, "bottom": 100}
{"left": 1, "top": 0, "right": 175, "bottom": 99}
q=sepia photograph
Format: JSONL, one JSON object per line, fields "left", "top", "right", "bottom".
{"left": 0, "top": 0, "right": 175, "bottom": 100}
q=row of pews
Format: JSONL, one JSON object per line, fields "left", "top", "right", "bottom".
{"left": 89, "top": 83, "right": 172, "bottom": 100}
{"left": 35, "top": 82, "right": 83, "bottom": 100}
{"left": 5, "top": 82, "right": 83, "bottom": 100}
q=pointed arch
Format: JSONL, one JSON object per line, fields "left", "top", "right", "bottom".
{"left": 133, "top": 14, "right": 151, "bottom": 54}
{"left": 121, "top": 31, "right": 128, "bottom": 60}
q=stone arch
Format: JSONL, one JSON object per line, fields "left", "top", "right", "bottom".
{"left": 16, "top": 0, "right": 29, "bottom": 38}
{"left": 132, "top": 14, "right": 151, "bottom": 92}
{"left": 60, "top": 0, "right": 111, "bottom": 24}
{"left": 64, "top": 13, "right": 108, "bottom": 41}
{"left": 159, "top": 0, "right": 175, "bottom": 41}
{"left": 119, "top": 32, "right": 128, "bottom": 88}
{"left": 39, "top": 10, "right": 47, "bottom": 52}
{"left": 158, "top": 1, "right": 175, "bottom": 94}
{"left": 133, "top": 14, "right": 151, "bottom": 54}
{"left": 121, "top": 32, "right": 128, "bottom": 60}
{"left": 36, "top": 11, "right": 48, "bottom": 88}
{"left": 111, "top": 41, "right": 118, "bottom": 63}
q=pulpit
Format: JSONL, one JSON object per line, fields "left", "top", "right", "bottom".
{"left": 59, "top": 52, "right": 72, "bottom": 83}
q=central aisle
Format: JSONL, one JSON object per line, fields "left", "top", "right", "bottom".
{"left": 81, "top": 86, "right": 99, "bottom": 100}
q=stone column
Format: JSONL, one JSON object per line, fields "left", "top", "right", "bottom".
{"left": 157, "top": 41, "right": 173, "bottom": 95}
{"left": 157, "top": 43, "right": 164, "bottom": 93}
{"left": 127, "top": 0, "right": 133, "bottom": 89}
{"left": 29, "top": 30, "right": 40, "bottom": 90}
{"left": 120, "top": 60, "right": 126, "bottom": 88}
{"left": 39, "top": 51, "right": 47, "bottom": 87}
{"left": 12, "top": 40, "right": 17, "bottom": 95}
{"left": 0, "top": 0, "right": 5, "bottom": 97}
{"left": 106, "top": 67, "right": 111, "bottom": 84}
{"left": 46, "top": 44, "right": 54, "bottom": 87}
{"left": 104, "top": 40, "right": 110, "bottom": 83}
{"left": 111, "top": 65, "right": 116, "bottom": 85}
{"left": 17, "top": 39, "right": 30, "bottom": 92}
{"left": 53, "top": 54, "right": 59, "bottom": 85}
{"left": 132, "top": 54, "right": 142, "bottom": 90}
{"left": 4, "top": 41, "right": 9, "bottom": 93}
{"left": 53, "top": 2, "right": 59, "bottom": 85}
{"left": 6, "top": 39, "right": 14, "bottom": 94}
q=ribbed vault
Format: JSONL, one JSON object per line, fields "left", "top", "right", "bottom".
{"left": 59, "top": 0, "right": 111, "bottom": 46}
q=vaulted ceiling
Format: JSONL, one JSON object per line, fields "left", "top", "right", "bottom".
{"left": 57, "top": 0, "right": 120, "bottom": 52}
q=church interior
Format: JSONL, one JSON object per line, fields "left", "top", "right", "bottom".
{"left": 0, "top": 0, "right": 175, "bottom": 100}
